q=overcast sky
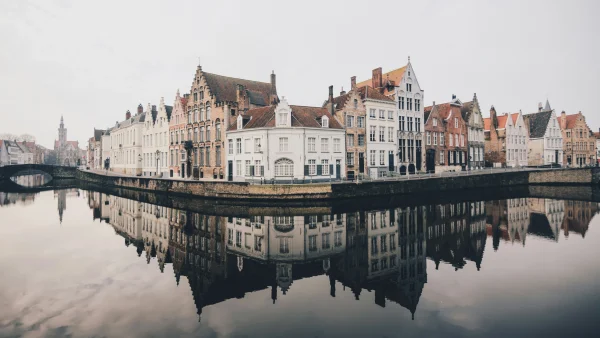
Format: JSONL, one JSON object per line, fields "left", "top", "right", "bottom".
{"left": 1, "top": 0, "right": 598, "bottom": 149}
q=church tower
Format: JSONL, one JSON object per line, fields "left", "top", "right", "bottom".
{"left": 58, "top": 115, "right": 67, "bottom": 147}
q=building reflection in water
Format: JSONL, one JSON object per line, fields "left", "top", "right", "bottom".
{"left": 54, "top": 189, "right": 80, "bottom": 223}
{"left": 82, "top": 192, "right": 599, "bottom": 322}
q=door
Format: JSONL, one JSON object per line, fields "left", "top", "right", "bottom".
{"left": 359, "top": 153, "right": 365, "bottom": 173}
{"left": 227, "top": 160, "right": 233, "bottom": 181}
{"left": 416, "top": 148, "right": 422, "bottom": 171}
{"left": 426, "top": 149, "right": 436, "bottom": 173}
{"left": 388, "top": 152, "right": 395, "bottom": 172}
{"left": 336, "top": 159, "right": 341, "bottom": 180}
{"left": 181, "top": 164, "right": 185, "bottom": 178}
{"left": 555, "top": 150, "right": 559, "bottom": 165}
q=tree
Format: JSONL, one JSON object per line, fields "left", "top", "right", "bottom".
{"left": 0, "top": 133, "right": 19, "bottom": 141}
{"left": 19, "top": 134, "right": 36, "bottom": 142}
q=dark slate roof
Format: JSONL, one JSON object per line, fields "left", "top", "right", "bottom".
{"left": 228, "top": 105, "right": 344, "bottom": 131}
{"left": 165, "top": 105, "right": 173, "bottom": 121}
{"left": 93, "top": 129, "right": 105, "bottom": 141}
{"left": 424, "top": 110, "right": 431, "bottom": 123}
{"left": 203, "top": 72, "right": 273, "bottom": 105}
{"left": 331, "top": 92, "right": 351, "bottom": 110}
{"left": 523, "top": 111, "right": 551, "bottom": 138}
{"left": 528, "top": 212, "right": 556, "bottom": 240}
{"left": 461, "top": 101, "right": 474, "bottom": 121}
{"left": 248, "top": 90, "right": 267, "bottom": 106}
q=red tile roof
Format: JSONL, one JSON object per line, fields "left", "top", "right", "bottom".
{"left": 510, "top": 113, "right": 519, "bottom": 124}
{"left": 565, "top": 114, "right": 579, "bottom": 129}
{"left": 496, "top": 115, "right": 508, "bottom": 128}
{"left": 356, "top": 66, "right": 407, "bottom": 90}
{"left": 356, "top": 86, "right": 394, "bottom": 102}
{"left": 228, "top": 104, "right": 343, "bottom": 131}
{"left": 483, "top": 117, "right": 491, "bottom": 131}
{"left": 424, "top": 102, "right": 461, "bottom": 120}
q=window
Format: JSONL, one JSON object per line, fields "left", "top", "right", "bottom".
{"left": 358, "top": 116, "right": 365, "bottom": 128}
{"left": 346, "top": 134, "right": 354, "bottom": 147}
{"left": 406, "top": 83, "right": 412, "bottom": 92}
{"left": 415, "top": 99, "right": 421, "bottom": 111}
{"left": 379, "top": 150, "right": 385, "bottom": 165}
{"left": 216, "top": 122, "right": 221, "bottom": 140}
{"left": 245, "top": 160, "right": 251, "bottom": 176}
{"left": 309, "top": 235, "right": 317, "bottom": 252}
{"left": 216, "top": 146, "right": 221, "bottom": 166}
{"left": 322, "top": 233, "right": 331, "bottom": 249}
{"left": 255, "top": 160, "right": 262, "bottom": 176}
{"left": 379, "top": 110, "right": 385, "bottom": 119}
{"left": 353, "top": 99, "right": 358, "bottom": 109}
{"left": 407, "top": 117, "right": 413, "bottom": 131}
{"left": 371, "top": 237, "right": 378, "bottom": 254}
{"left": 279, "top": 137, "right": 288, "bottom": 152}
{"left": 369, "top": 109, "right": 376, "bottom": 118}
{"left": 433, "top": 132, "right": 438, "bottom": 145}
{"left": 308, "top": 137, "right": 316, "bottom": 152}
{"left": 347, "top": 152, "right": 355, "bottom": 166}
{"left": 244, "top": 139, "right": 250, "bottom": 153}
{"left": 379, "top": 127, "right": 385, "bottom": 142}
{"left": 322, "top": 116, "right": 329, "bottom": 128}
{"left": 321, "top": 138, "right": 329, "bottom": 152}
{"left": 254, "top": 138, "right": 261, "bottom": 152}
{"left": 236, "top": 231, "right": 242, "bottom": 247}
{"left": 279, "top": 238, "right": 290, "bottom": 253}
{"left": 370, "top": 150, "right": 376, "bottom": 166}
{"left": 277, "top": 111, "right": 288, "bottom": 126}
{"left": 206, "top": 104, "right": 211, "bottom": 120}
{"left": 426, "top": 132, "right": 431, "bottom": 145}
{"left": 206, "top": 126, "right": 211, "bottom": 142}
{"left": 236, "top": 138, "right": 242, "bottom": 154}
{"left": 433, "top": 118, "right": 438, "bottom": 127}
{"left": 370, "top": 126, "right": 376, "bottom": 141}
{"left": 358, "top": 135, "right": 365, "bottom": 146}
{"left": 388, "top": 127, "right": 394, "bottom": 142}
{"left": 440, "top": 132, "right": 445, "bottom": 145}
{"left": 275, "top": 158, "right": 293, "bottom": 176}
{"left": 407, "top": 98, "right": 413, "bottom": 111}
{"left": 449, "top": 133, "right": 453, "bottom": 146}
{"left": 380, "top": 235, "right": 387, "bottom": 253}
{"left": 399, "top": 97, "right": 405, "bottom": 110}
{"left": 322, "top": 159, "right": 329, "bottom": 175}
{"left": 236, "top": 160, "right": 242, "bottom": 176}
{"left": 455, "top": 134, "right": 459, "bottom": 147}
{"left": 334, "top": 138, "right": 341, "bottom": 152}
{"left": 308, "top": 159, "right": 316, "bottom": 175}
{"left": 388, "top": 111, "right": 394, "bottom": 120}
{"left": 415, "top": 118, "right": 421, "bottom": 132}
{"left": 346, "top": 115, "right": 354, "bottom": 127}
{"left": 454, "top": 117, "right": 458, "bottom": 128}
{"left": 334, "top": 231, "right": 343, "bottom": 247}
{"left": 399, "top": 116, "right": 405, "bottom": 131}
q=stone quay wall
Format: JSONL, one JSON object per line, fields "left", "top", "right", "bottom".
{"left": 76, "top": 168, "right": 600, "bottom": 201}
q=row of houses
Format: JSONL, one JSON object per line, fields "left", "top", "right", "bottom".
{"left": 87, "top": 59, "right": 597, "bottom": 181}
{"left": 0, "top": 140, "right": 46, "bottom": 166}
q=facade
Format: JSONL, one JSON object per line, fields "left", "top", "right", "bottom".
{"left": 523, "top": 101, "right": 563, "bottom": 166}
{"left": 225, "top": 98, "right": 346, "bottom": 183}
{"left": 357, "top": 86, "right": 397, "bottom": 178}
{"left": 54, "top": 116, "right": 82, "bottom": 166}
{"left": 184, "top": 64, "right": 278, "bottom": 180}
{"left": 423, "top": 96, "right": 468, "bottom": 173}
{"left": 168, "top": 90, "right": 189, "bottom": 178}
{"left": 87, "top": 129, "right": 105, "bottom": 169}
{"left": 142, "top": 99, "right": 172, "bottom": 177}
{"left": 0, "top": 140, "right": 25, "bottom": 165}
{"left": 595, "top": 130, "right": 600, "bottom": 165}
{"left": 559, "top": 111, "right": 596, "bottom": 167}
{"left": 101, "top": 130, "right": 111, "bottom": 169}
{"left": 461, "top": 94, "right": 485, "bottom": 169}
{"left": 325, "top": 80, "right": 367, "bottom": 180}
{"left": 110, "top": 106, "right": 145, "bottom": 175}
{"left": 484, "top": 108, "right": 528, "bottom": 167}
{"left": 356, "top": 59, "right": 425, "bottom": 175}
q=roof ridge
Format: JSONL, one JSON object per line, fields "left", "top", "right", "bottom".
{"left": 203, "top": 71, "right": 270, "bottom": 85}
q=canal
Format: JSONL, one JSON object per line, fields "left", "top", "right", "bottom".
{"left": 0, "top": 185, "right": 599, "bottom": 337}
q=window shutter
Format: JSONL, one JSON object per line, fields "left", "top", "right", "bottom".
{"left": 329, "top": 164, "right": 333, "bottom": 175}
{"left": 304, "top": 165, "right": 309, "bottom": 176}
{"left": 260, "top": 166, "right": 265, "bottom": 176}
{"left": 304, "top": 216, "right": 310, "bottom": 224}
{"left": 317, "top": 165, "right": 322, "bottom": 176}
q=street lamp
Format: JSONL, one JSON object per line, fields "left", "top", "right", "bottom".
{"left": 156, "top": 149, "right": 161, "bottom": 176}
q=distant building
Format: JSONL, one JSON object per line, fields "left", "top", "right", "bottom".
{"left": 54, "top": 116, "right": 81, "bottom": 166}
{"left": 484, "top": 108, "right": 528, "bottom": 167}
{"left": 461, "top": 94, "right": 485, "bottom": 169}
{"left": 168, "top": 90, "right": 189, "bottom": 178}
{"left": 142, "top": 99, "right": 172, "bottom": 177}
{"left": 0, "top": 140, "right": 28, "bottom": 165}
{"left": 523, "top": 101, "right": 563, "bottom": 166}
{"left": 559, "top": 110, "right": 596, "bottom": 166}
{"left": 110, "top": 106, "right": 145, "bottom": 175}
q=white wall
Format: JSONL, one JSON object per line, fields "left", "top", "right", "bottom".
{"left": 365, "top": 100, "right": 397, "bottom": 178}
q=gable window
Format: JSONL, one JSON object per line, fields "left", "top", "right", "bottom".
{"left": 433, "top": 118, "right": 438, "bottom": 127}
{"left": 353, "top": 99, "right": 358, "bottom": 109}
{"left": 277, "top": 111, "right": 288, "bottom": 126}
{"left": 433, "top": 132, "right": 438, "bottom": 145}
{"left": 322, "top": 116, "right": 329, "bottom": 128}
{"left": 406, "top": 83, "right": 412, "bottom": 92}
{"left": 346, "top": 115, "right": 354, "bottom": 127}
{"left": 454, "top": 117, "right": 458, "bottom": 128}
{"left": 426, "top": 132, "right": 431, "bottom": 145}
{"left": 415, "top": 99, "right": 421, "bottom": 111}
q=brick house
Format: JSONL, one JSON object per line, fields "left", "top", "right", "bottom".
{"left": 184, "top": 64, "right": 278, "bottom": 180}
{"left": 168, "top": 90, "right": 189, "bottom": 178}
{"left": 424, "top": 96, "right": 468, "bottom": 172}
{"left": 559, "top": 111, "right": 596, "bottom": 166}
{"left": 325, "top": 77, "right": 367, "bottom": 180}
{"left": 423, "top": 101, "right": 445, "bottom": 172}
{"left": 484, "top": 108, "right": 528, "bottom": 168}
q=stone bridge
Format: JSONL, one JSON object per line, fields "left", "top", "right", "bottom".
{"left": 0, "top": 164, "right": 78, "bottom": 182}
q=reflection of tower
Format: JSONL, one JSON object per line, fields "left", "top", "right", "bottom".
{"left": 56, "top": 190, "right": 66, "bottom": 223}
{"left": 57, "top": 116, "right": 67, "bottom": 164}
{"left": 276, "top": 263, "right": 292, "bottom": 294}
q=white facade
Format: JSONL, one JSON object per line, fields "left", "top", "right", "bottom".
{"left": 142, "top": 100, "right": 171, "bottom": 177}
{"left": 110, "top": 108, "right": 145, "bottom": 175}
{"left": 541, "top": 113, "right": 563, "bottom": 165}
{"left": 395, "top": 61, "right": 425, "bottom": 174}
{"left": 101, "top": 132, "right": 111, "bottom": 169}
{"left": 505, "top": 112, "right": 529, "bottom": 167}
{"left": 226, "top": 99, "right": 346, "bottom": 182}
{"left": 0, "top": 140, "right": 26, "bottom": 165}
{"left": 365, "top": 99, "right": 397, "bottom": 178}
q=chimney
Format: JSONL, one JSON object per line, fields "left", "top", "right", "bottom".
{"left": 372, "top": 67, "right": 382, "bottom": 89}
{"left": 137, "top": 104, "right": 143, "bottom": 115}
{"left": 125, "top": 110, "right": 131, "bottom": 120}
{"left": 538, "top": 102, "right": 543, "bottom": 112}
{"left": 452, "top": 94, "right": 456, "bottom": 100}
{"left": 340, "top": 87, "right": 346, "bottom": 96}
{"left": 490, "top": 106, "right": 497, "bottom": 127}
{"left": 328, "top": 85, "right": 334, "bottom": 116}
{"left": 560, "top": 111, "right": 566, "bottom": 129}
{"left": 351, "top": 76, "right": 356, "bottom": 90}
{"left": 270, "top": 71, "right": 278, "bottom": 104}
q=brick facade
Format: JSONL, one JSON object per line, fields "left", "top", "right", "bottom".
{"left": 559, "top": 111, "right": 596, "bottom": 167}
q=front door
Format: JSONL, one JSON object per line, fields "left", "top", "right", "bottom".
{"left": 416, "top": 148, "right": 422, "bottom": 171}
{"left": 388, "top": 152, "right": 394, "bottom": 172}
{"left": 359, "top": 153, "right": 365, "bottom": 173}
{"left": 426, "top": 149, "right": 436, "bottom": 173}
{"left": 181, "top": 164, "right": 185, "bottom": 178}
{"left": 336, "top": 159, "right": 341, "bottom": 180}
{"left": 228, "top": 161, "right": 233, "bottom": 181}
{"left": 555, "top": 150, "right": 559, "bottom": 165}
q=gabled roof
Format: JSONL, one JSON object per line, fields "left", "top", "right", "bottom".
{"left": 357, "top": 86, "right": 394, "bottom": 102}
{"left": 165, "top": 106, "right": 173, "bottom": 121}
{"left": 202, "top": 72, "right": 273, "bottom": 106}
{"left": 483, "top": 117, "right": 491, "bottom": 131}
{"left": 356, "top": 66, "right": 407, "bottom": 89}
{"left": 523, "top": 111, "right": 552, "bottom": 138}
{"left": 564, "top": 114, "right": 580, "bottom": 129}
{"left": 331, "top": 92, "right": 351, "bottom": 111}
{"left": 496, "top": 115, "right": 508, "bottom": 129}
{"left": 424, "top": 102, "right": 461, "bottom": 120}
{"left": 510, "top": 113, "right": 520, "bottom": 124}
{"left": 228, "top": 104, "right": 343, "bottom": 131}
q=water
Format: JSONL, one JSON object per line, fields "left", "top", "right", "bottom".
{"left": 1, "top": 186, "right": 599, "bottom": 338}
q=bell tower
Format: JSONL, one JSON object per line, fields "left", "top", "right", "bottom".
{"left": 58, "top": 115, "right": 67, "bottom": 147}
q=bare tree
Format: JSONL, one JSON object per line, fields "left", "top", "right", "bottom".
{"left": 0, "top": 133, "right": 19, "bottom": 141}
{"left": 19, "top": 134, "right": 36, "bottom": 142}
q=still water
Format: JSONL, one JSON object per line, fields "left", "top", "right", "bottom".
{"left": 0, "top": 187, "right": 599, "bottom": 338}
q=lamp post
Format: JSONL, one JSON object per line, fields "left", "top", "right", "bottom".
{"left": 156, "top": 149, "right": 160, "bottom": 176}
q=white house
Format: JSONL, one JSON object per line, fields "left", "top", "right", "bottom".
{"left": 356, "top": 58, "right": 426, "bottom": 175}
{"left": 0, "top": 140, "right": 26, "bottom": 165}
{"left": 142, "top": 99, "right": 172, "bottom": 177}
{"left": 357, "top": 86, "right": 397, "bottom": 178}
{"left": 101, "top": 129, "right": 111, "bottom": 169}
{"left": 505, "top": 111, "right": 529, "bottom": 167}
{"left": 110, "top": 105, "right": 145, "bottom": 175}
{"left": 225, "top": 98, "right": 346, "bottom": 183}
{"left": 523, "top": 103, "right": 563, "bottom": 166}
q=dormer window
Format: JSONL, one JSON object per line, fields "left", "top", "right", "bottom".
{"left": 237, "top": 115, "right": 243, "bottom": 130}
{"left": 277, "top": 111, "right": 288, "bottom": 126}
{"left": 322, "top": 116, "right": 329, "bottom": 128}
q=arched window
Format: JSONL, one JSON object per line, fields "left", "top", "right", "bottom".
{"left": 274, "top": 158, "right": 294, "bottom": 176}
{"left": 193, "top": 128, "right": 198, "bottom": 142}
{"left": 199, "top": 108, "right": 204, "bottom": 121}
{"left": 194, "top": 109, "right": 198, "bottom": 123}
{"left": 188, "top": 129, "right": 192, "bottom": 142}
{"left": 206, "top": 126, "right": 211, "bottom": 142}
{"left": 206, "top": 102, "right": 211, "bottom": 120}
{"left": 200, "top": 127, "right": 205, "bottom": 142}
{"left": 215, "top": 120, "right": 221, "bottom": 141}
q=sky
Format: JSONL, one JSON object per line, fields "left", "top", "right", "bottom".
{"left": 1, "top": 0, "right": 599, "bottom": 149}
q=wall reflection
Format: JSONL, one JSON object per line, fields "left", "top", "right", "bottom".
{"left": 76, "top": 191, "right": 599, "bottom": 322}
